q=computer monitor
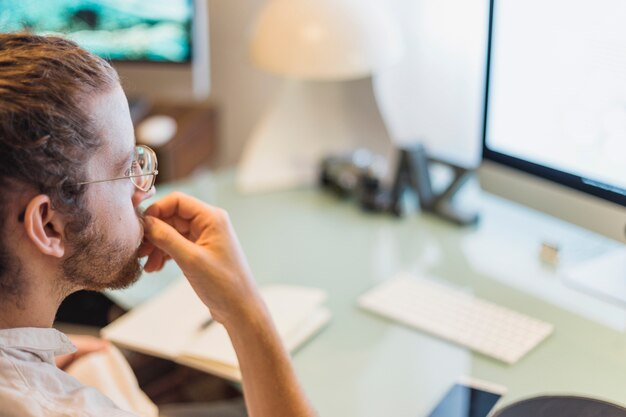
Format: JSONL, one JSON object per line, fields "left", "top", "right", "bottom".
{"left": 0, "top": 0, "right": 210, "bottom": 103}
{"left": 480, "top": 0, "right": 626, "bottom": 304}
{"left": 480, "top": 0, "right": 626, "bottom": 243}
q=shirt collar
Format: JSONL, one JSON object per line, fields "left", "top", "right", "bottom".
{"left": 0, "top": 328, "right": 76, "bottom": 364}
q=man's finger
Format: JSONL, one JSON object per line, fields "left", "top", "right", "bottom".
{"left": 138, "top": 241, "right": 155, "bottom": 258}
{"left": 144, "top": 215, "right": 197, "bottom": 261}
{"left": 145, "top": 192, "right": 205, "bottom": 220}
{"left": 145, "top": 192, "right": 225, "bottom": 225}
{"left": 144, "top": 250, "right": 163, "bottom": 273}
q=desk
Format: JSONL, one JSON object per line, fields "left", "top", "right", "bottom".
{"left": 108, "top": 169, "right": 626, "bottom": 417}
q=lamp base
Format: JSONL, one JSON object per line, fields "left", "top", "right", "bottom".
{"left": 237, "top": 79, "right": 392, "bottom": 193}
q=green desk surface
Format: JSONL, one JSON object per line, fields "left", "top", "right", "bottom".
{"left": 108, "top": 169, "right": 626, "bottom": 417}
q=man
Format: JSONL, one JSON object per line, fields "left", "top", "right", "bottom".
{"left": 0, "top": 33, "right": 316, "bottom": 417}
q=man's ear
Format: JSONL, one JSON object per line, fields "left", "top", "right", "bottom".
{"left": 23, "top": 195, "right": 65, "bottom": 258}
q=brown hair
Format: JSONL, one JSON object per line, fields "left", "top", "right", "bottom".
{"left": 0, "top": 33, "right": 119, "bottom": 296}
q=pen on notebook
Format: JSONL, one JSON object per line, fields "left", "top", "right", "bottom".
{"left": 199, "top": 317, "right": 213, "bottom": 330}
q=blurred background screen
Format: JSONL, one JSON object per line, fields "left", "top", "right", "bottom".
{"left": 0, "top": 0, "right": 193, "bottom": 63}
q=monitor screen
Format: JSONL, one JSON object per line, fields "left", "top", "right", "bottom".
{"left": 0, "top": 0, "right": 193, "bottom": 63}
{"left": 483, "top": 0, "right": 626, "bottom": 207}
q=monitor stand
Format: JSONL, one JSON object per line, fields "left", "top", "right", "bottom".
{"left": 563, "top": 248, "right": 626, "bottom": 307}
{"left": 462, "top": 190, "right": 626, "bottom": 329}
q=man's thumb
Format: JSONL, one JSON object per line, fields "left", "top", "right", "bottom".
{"left": 144, "top": 215, "right": 193, "bottom": 259}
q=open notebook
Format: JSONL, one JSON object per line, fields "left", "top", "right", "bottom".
{"left": 101, "top": 279, "right": 331, "bottom": 382}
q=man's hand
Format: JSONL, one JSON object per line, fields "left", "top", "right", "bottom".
{"left": 56, "top": 335, "right": 108, "bottom": 370}
{"left": 140, "top": 192, "right": 263, "bottom": 326}
{"left": 140, "top": 192, "right": 316, "bottom": 417}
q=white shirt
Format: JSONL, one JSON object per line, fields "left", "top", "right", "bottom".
{"left": 0, "top": 327, "right": 136, "bottom": 417}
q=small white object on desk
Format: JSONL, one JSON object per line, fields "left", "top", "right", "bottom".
{"left": 136, "top": 114, "right": 178, "bottom": 147}
{"left": 358, "top": 273, "right": 554, "bottom": 364}
{"left": 539, "top": 240, "right": 561, "bottom": 266}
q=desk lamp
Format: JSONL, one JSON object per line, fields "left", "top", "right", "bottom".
{"left": 237, "top": 0, "right": 403, "bottom": 193}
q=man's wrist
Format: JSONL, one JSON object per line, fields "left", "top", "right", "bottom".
{"left": 220, "top": 295, "right": 272, "bottom": 335}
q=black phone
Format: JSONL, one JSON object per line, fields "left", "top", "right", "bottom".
{"left": 427, "top": 379, "right": 506, "bottom": 417}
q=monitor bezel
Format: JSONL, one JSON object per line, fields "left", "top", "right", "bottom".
{"left": 481, "top": 0, "right": 626, "bottom": 208}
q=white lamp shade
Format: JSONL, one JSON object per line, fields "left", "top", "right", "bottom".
{"left": 250, "top": 0, "right": 404, "bottom": 81}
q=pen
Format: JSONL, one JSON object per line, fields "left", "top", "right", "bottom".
{"left": 199, "top": 317, "right": 213, "bottom": 330}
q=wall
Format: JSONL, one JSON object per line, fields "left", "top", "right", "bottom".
{"left": 206, "top": 0, "right": 488, "bottom": 168}
{"left": 207, "top": 0, "right": 398, "bottom": 169}
{"left": 206, "top": 0, "right": 280, "bottom": 167}
{"left": 374, "top": 0, "right": 488, "bottom": 168}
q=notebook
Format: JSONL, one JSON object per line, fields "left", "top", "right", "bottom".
{"left": 101, "top": 278, "right": 331, "bottom": 381}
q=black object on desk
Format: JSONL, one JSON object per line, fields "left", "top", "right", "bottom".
{"left": 388, "top": 143, "right": 479, "bottom": 226}
{"left": 320, "top": 144, "right": 479, "bottom": 226}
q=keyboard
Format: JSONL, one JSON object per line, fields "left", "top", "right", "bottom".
{"left": 358, "top": 274, "right": 554, "bottom": 364}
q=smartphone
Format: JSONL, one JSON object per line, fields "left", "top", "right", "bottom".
{"left": 426, "top": 378, "right": 506, "bottom": 417}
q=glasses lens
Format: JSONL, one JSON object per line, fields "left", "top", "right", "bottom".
{"left": 130, "top": 145, "right": 158, "bottom": 191}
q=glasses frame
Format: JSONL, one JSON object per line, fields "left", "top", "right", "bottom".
{"left": 78, "top": 145, "right": 159, "bottom": 192}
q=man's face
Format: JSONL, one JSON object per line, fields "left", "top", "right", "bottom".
{"left": 61, "top": 84, "right": 155, "bottom": 291}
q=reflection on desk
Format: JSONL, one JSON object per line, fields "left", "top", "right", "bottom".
{"left": 108, "top": 169, "right": 626, "bottom": 417}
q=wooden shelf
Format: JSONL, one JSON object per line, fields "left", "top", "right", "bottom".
{"left": 136, "top": 103, "right": 219, "bottom": 183}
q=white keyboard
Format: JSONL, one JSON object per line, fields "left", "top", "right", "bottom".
{"left": 358, "top": 274, "right": 554, "bottom": 364}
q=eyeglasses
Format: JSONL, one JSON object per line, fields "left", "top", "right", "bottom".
{"left": 78, "top": 145, "right": 159, "bottom": 192}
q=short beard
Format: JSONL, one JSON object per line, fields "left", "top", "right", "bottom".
{"left": 61, "top": 209, "right": 144, "bottom": 292}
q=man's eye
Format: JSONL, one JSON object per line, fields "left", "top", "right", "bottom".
{"left": 128, "top": 161, "right": 137, "bottom": 175}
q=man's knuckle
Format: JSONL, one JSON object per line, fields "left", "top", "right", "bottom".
{"left": 151, "top": 227, "right": 169, "bottom": 243}
{"left": 215, "top": 208, "right": 230, "bottom": 221}
{"left": 188, "top": 247, "right": 207, "bottom": 265}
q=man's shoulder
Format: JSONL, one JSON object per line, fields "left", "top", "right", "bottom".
{"left": 0, "top": 351, "right": 137, "bottom": 417}
{"left": 0, "top": 380, "right": 138, "bottom": 417}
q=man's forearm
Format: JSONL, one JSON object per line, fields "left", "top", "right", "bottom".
{"left": 142, "top": 196, "right": 316, "bottom": 416}
{"left": 225, "top": 303, "right": 317, "bottom": 417}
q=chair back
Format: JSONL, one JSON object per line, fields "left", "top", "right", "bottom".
{"left": 493, "top": 396, "right": 626, "bottom": 417}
